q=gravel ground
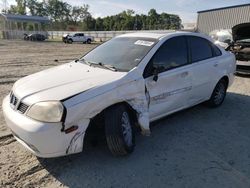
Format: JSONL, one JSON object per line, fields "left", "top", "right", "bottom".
{"left": 0, "top": 40, "right": 96, "bottom": 134}
{"left": 1, "top": 40, "right": 250, "bottom": 188}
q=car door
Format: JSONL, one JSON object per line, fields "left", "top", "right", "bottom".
{"left": 187, "top": 36, "right": 222, "bottom": 105}
{"left": 73, "top": 34, "right": 80, "bottom": 42}
{"left": 144, "top": 36, "right": 192, "bottom": 121}
{"left": 82, "top": 33, "right": 87, "bottom": 42}
{"left": 79, "top": 33, "right": 85, "bottom": 42}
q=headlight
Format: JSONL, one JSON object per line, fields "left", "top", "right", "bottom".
{"left": 27, "top": 101, "right": 65, "bottom": 123}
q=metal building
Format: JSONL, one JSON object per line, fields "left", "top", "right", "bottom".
{"left": 197, "top": 4, "right": 250, "bottom": 34}
{"left": 0, "top": 13, "right": 50, "bottom": 39}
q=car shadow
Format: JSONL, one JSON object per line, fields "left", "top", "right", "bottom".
{"left": 38, "top": 92, "right": 250, "bottom": 188}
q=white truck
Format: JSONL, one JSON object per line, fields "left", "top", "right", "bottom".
{"left": 62, "top": 33, "right": 93, "bottom": 44}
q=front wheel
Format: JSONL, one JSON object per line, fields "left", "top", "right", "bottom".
{"left": 67, "top": 39, "right": 73, "bottom": 44}
{"left": 206, "top": 79, "right": 227, "bottom": 107}
{"left": 105, "top": 105, "right": 135, "bottom": 156}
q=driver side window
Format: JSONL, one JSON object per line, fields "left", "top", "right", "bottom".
{"left": 151, "top": 36, "right": 188, "bottom": 73}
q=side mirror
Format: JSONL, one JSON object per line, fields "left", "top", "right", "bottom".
{"left": 152, "top": 66, "right": 163, "bottom": 82}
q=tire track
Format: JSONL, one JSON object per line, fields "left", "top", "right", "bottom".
{"left": 0, "top": 134, "right": 15, "bottom": 147}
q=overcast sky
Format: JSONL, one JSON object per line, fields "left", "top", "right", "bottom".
{"left": 4, "top": 0, "right": 250, "bottom": 23}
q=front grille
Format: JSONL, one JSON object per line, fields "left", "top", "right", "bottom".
{"left": 17, "top": 102, "right": 29, "bottom": 114}
{"left": 9, "top": 92, "right": 29, "bottom": 114}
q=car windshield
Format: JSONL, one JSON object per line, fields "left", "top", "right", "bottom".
{"left": 81, "top": 37, "right": 157, "bottom": 72}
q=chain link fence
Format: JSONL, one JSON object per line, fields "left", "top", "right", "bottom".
{"left": 48, "top": 30, "right": 176, "bottom": 42}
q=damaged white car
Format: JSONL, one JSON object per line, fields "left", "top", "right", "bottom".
{"left": 2, "top": 32, "right": 236, "bottom": 158}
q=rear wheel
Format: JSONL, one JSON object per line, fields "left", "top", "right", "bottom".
{"left": 87, "top": 39, "right": 91, "bottom": 44}
{"left": 206, "top": 79, "right": 227, "bottom": 107}
{"left": 105, "top": 105, "right": 135, "bottom": 156}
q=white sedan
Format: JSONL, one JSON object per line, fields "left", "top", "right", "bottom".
{"left": 2, "top": 32, "right": 236, "bottom": 158}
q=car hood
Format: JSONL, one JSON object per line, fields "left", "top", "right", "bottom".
{"left": 13, "top": 62, "right": 126, "bottom": 103}
{"left": 232, "top": 23, "right": 250, "bottom": 42}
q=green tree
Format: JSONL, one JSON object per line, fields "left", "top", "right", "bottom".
{"left": 27, "top": 0, "right": 46, "bottom": 16}
{"left": 8, "top": 0, "right": 26, "bottom": 15}
{"left": 147, "top": 9, "right": 159, "bottom": 29}
{"left": 95, "top": 17, "right": 104, "bottom": 30}
{"left": 16, "top": 0, "right": 26, "bottom": 15}
{"left": 46, "top": 0, "right": 71, "bottom": 22}
{"left": 6, "top": 0, "right": 182, "bottom": 31}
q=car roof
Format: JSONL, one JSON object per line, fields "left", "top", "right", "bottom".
{"left": 116, "top": 31, "right": 213, "bottom": 41}
{"left": 116, "top": 32, "right": 173, "bottom": 39}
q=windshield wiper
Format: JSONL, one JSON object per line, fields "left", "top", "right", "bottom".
{"left": 78, "top": 58, "right": 95, "bottom": 66}
{"left": 78, "top": 59, "right": 118, "bottom": 71}
{"left": 98, "top": 62, "right": 117, "bottom": 71}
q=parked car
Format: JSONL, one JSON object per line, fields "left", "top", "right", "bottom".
{"left": 225, "top": 23, "right": 250, "bottom": 74}
{"left": 209, "top": 29, "right": 233, "bottom": 49}
{"left": 24, "top": 33, "right": 46, "bottom": 41}
{"left": 23, "top": 33, "right": 29, "bottom": 40}
{"left": 3, "top": 32, "right": 236, "bottom": 158}
{"left": 62, "top": 33, "right": 93, "bottom": 44}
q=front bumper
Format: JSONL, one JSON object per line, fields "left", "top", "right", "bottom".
{"left": 2, "top": 96, "right": 89, "bottom": 158}
{"left": 236, "top": 61, "right": 250, "bottom": 74}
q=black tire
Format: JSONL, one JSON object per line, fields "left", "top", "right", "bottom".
{"left": 87, "top": 39, "right": 91, "bottom": 44}
{"left": 68, "top": 39, "right": 73, "bottom": 44}
{"left": 105, "top": 104, "right": 135, "bottom": 156}
{"left": 206, "top": 79, "right": 228, "bottom": 107}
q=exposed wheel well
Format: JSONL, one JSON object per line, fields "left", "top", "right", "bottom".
{"left": 220, "top": 76, "right": 229, "bottom": 89}
{"left": 84, "top": 102, "right": 138, "bottom": 146}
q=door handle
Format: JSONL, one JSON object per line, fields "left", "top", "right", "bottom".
{"left": 180, "top": 71, "right": 189, "bottom": 77}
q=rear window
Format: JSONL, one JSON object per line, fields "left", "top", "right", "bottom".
{"left": 188, "top": 36, "right": 213, "bottom": 62}
{"left": 211, "top": 43, "right": 222, "bottom": 57}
